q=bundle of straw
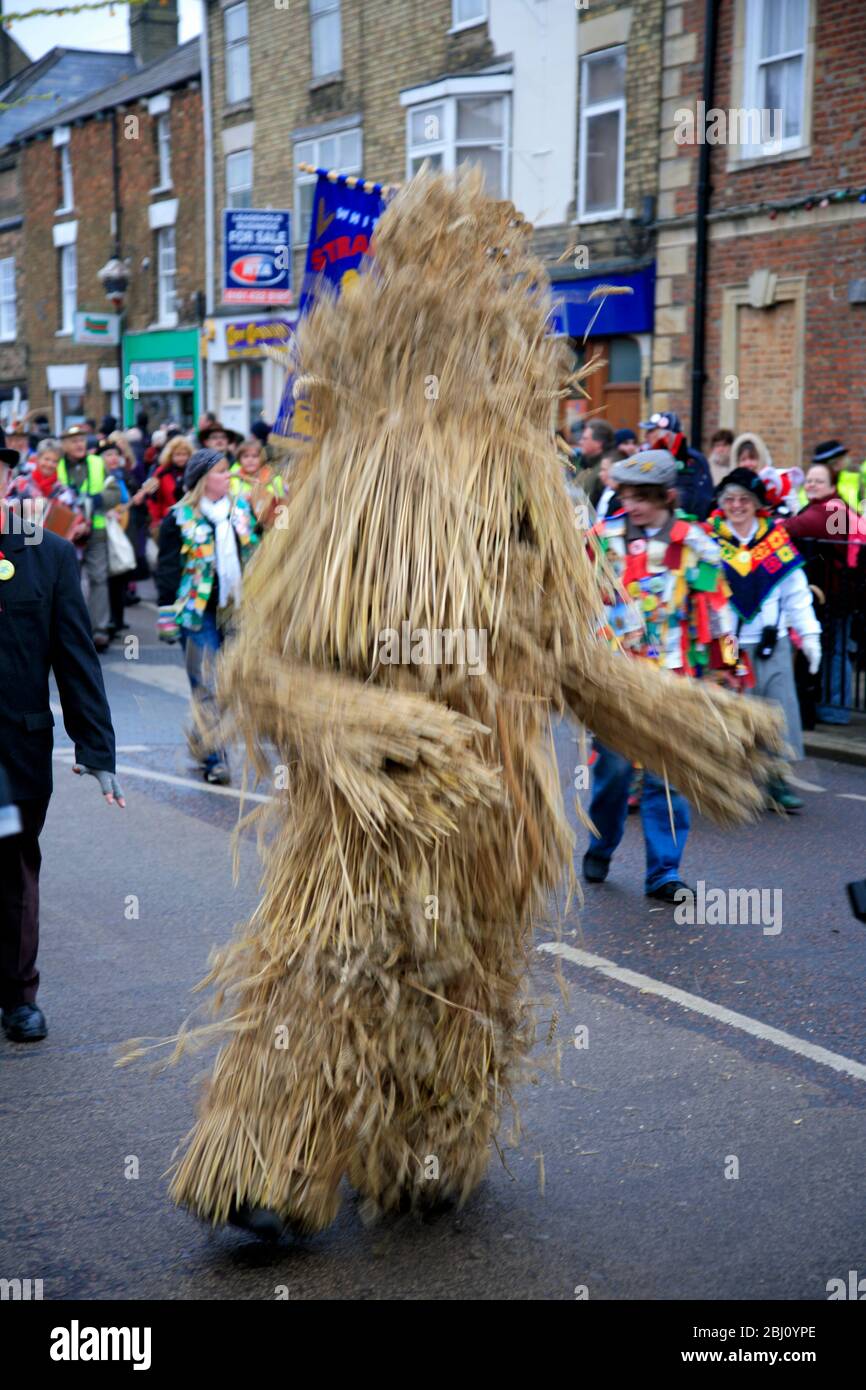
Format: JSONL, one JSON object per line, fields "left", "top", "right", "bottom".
{"left": 151, "top": 168, "right": 782, "bottom": 1232}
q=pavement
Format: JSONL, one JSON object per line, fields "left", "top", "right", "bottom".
{"left": 1, "top": 592, "right": 865, "bottom": 1301}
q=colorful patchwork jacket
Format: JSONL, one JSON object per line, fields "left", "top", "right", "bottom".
{"left": 589, "top": 510, "right": 737, "bottom": 674}
{"left": 167, "top": 495, "right": 259, "bottom": 633}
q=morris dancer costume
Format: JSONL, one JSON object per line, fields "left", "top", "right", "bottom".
{"left": 131, "top": 172, "right": 784, "bottom": 1235}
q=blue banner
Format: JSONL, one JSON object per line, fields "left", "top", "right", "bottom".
{"left": 272, "top": 171, "right": 386, "bottom": 439}
{"left": 549, "top": 265, "right": 656, "bottom": 338}
{"left": 223, "top": 209, "right": 292, "bottom": 305}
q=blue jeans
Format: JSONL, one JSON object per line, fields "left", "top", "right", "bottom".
{"left": 587, "top": 741, "right": 690, "bottom": 892}
{"left": 817, "top": 616, "right": 852, "bottom": 726}
{"left": 180, "top": 612, "right": 225, "bottom": 770}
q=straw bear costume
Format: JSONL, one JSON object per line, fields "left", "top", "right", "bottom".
{"left": 151, "top": 172, "right": 783, "bottom": 1233}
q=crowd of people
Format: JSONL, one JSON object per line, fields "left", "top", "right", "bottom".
{"left": 559, "top": 409, "right": 866, "bottom": 898}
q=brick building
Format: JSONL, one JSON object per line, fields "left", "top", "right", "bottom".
{"left": 13, "top": 8, "right": 205, "bottom": 433}
{"left": 201, "top": 0, "right": 585, "bottom": 430}
{"left": 652, "top": 0, "right": 866, "bottom": 469}
{"left": 0, "top": 41, "right": 136, "bottom": 427}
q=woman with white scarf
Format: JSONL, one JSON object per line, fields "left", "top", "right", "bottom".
{"left": 155, "top": 448, "right": 260, "bottom": 784}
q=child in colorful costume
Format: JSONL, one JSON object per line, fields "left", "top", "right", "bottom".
{"left": 155, "top": 447, "right": 259, "bottom": 785}
{"left": 709, "top": 467, "right": 821, "bottom": 811}
{"left": 584, "top": 449, "right": 738, "bottom": 900}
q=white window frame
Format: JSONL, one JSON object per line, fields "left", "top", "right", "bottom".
{"left": 224, "top": 0, "right": 251, "bottom": 106}
{"left": 156, "top": 225, "right": 177, "bottom": 328}
{"left": 310, "top": 0, "right": 341, "bottom": 81}
{"left": 58, "top": 142, "right": 73, "bottom": 214}
{"left": 294, "top": 124, "right": 362, "bottom": 245}
{"left": 59, "top": 243, "right": 76, "bottom": 335}
{"left": 578, "top": 45, "right": 626, "bottom": 222}
{"left": 0, "top": 257, "right": 16, "bottom": 341}
{"left": 403, "top": 89, "right": 510, "bottom": 199}
{"left": 226, "top": 148, "right": 253, "bottom": 209}
{"left": 156, "top": 112, "right": 172, "bottom": 189}
{"left": 742, "top": 0, "right": 808, "bottom": 158}
{"left": 450, "top": 0, "right": 487, "bottom": 33}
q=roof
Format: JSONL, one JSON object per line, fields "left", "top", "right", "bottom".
{"left": 0, "top": 48, "right": 136, "bottom": 149}
{"left": 18, "top": 38, "right": 200, "bottom": 141}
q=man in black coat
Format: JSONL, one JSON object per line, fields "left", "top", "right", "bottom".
{"left": 0, "top": 434, "right": 124, "bottom": 1042}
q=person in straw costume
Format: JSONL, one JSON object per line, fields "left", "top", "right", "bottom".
{"left": 125, "top": 169, "right": 783, "bottom": 1239}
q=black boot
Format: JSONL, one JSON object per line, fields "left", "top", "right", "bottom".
{"left": 2, "top": 1004, "right": 48, "bottom": 1042}
{"left": 227, "top": 1203, "right": 284, "bottom": 1242}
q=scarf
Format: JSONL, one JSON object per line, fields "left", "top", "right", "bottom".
{"left": 199, "top": 495, "right": 243, "bottom": 609}
{"left": 709, "top": 514, "right": 803, "bottom": 622}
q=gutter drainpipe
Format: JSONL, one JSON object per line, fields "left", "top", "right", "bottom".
{"left": 689, "top": 0, "right": 719, "bottom": 451}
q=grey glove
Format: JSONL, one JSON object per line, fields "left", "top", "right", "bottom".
{"left": 73, "top": 764, "right": 126, "bottom": 807}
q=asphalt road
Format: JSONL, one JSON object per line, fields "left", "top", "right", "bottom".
{"left": 2, "top": 593, "right": 865, "bottom": 1301}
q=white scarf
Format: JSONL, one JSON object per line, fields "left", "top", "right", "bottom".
{"left": 199, "top": 495, "right": 243, "bottom": 609}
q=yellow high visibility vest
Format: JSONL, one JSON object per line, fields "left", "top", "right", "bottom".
{"left": 58, "top": 453, "right": 109, "bottom": 529}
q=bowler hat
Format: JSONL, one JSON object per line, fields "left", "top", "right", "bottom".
{"left": 812, "top": 440, "right": 847, "bottom": 464}
{"left": 716, "top": 466, "right": 767, "bottom": 507}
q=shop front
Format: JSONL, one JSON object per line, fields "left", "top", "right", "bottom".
{"left": 549, "top": 265, "right": 655, "bottom": 440}
{"left": 122, "top": 327, "right": 202, "bottom": 432}
{"left": 206, "top": 315, "right": 295, "bottom": 436}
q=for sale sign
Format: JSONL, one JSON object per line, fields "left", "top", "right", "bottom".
{"left": 223, "top": 209, "right": 292, "bottom": 304}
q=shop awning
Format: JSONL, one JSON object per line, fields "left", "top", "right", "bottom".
{"left": 548, "top": 264, "right": 655, "bottom": 338}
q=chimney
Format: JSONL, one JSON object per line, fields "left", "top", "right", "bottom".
{"left": 130, "top": 0, "right": 179, "bottom": 68}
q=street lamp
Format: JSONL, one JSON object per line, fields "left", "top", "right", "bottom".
{"left": 97, "top": 258, "right": 130, "bottom": 427}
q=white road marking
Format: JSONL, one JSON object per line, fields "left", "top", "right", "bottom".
{"left": 538, "top": 941, "right": 866, "bottom": 1084}
{"left": 103, "top": 662, "right": 189, "bottom": 698}
{"left": 787, "top": 774, "right": 826, "bottom": 793}
{"left": 837, "top": 793, "right": 866, "bottom": 803}
{"left": 52, "top": 754, "right": 272, "bottom": 803}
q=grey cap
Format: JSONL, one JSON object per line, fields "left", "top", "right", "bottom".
{"left": 183, "top": 447, "right": 226, "bottom": 493}
{"left": 611, "top": 448, "right": 678, "bottom": 489}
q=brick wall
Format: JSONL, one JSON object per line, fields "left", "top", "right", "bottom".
{"left": 20, "top": 85, "right": 204, "bottom": 424}
{"left": 653, "top": 0, "right": 866, "bottom": 460}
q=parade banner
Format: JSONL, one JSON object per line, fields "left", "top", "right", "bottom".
{"left": 272, "top": 169, "right": 387, "bottom": 440}
{"left": 223, "top": 209, "right": 292, "bottom": 305}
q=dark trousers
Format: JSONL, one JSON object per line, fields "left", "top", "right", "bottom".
{"left": 0, "top": 798, "right": 49, "bottom": 1009}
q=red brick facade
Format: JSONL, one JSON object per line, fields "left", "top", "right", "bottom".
{"left": 18, "top": 83, "right": 203, "bottom": 428}
{"left": 654, "top": 0, "right": 866, "bottom": 466}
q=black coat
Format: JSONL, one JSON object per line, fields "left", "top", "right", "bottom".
{"left": 0, "top": 521, "right": 116, "bottom": 802}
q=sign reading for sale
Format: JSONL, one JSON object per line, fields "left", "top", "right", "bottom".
{"left": 223, "top": 209, "right": 292, "bottom": 304}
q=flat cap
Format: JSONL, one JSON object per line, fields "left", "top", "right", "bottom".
{"left": 611, "top": 448, "right": 678, "bottom": 489}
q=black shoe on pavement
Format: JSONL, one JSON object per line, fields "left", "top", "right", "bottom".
{"left": 2, "top": 1004, "right": 48, "bottom": 1042}
{"left": 227, "top": 1203, "right": 284, "bottom": 1242}
{"left": 93, "top": 631, "right": 110, "bottom": 652}
{"left": 647, "top": 879, "right": 693, "bottom": 905}
{"left": 205, "top": 762, "right": 231, "bottom": 786}
{"left": 582, "top": 852, "right": 609, "bottom": 883}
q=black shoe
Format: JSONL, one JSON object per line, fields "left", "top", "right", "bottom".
{"left": 582, "top": 852, "right": 609, "bottom": 883}
{"left": 227, "top": 1203, "right": 284, "bottom": 1242}
{"left": 647, "top": 879, "right": 693, "bottom": 905}
{"left": 2, "top": 1004, "right": 47, "bottom": 1042}
{"left": 766, "top": 781, "right": 804, "bottom": 812}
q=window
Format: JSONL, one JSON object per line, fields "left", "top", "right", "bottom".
{"left": 0, "top": 257, "right": 15, "bottom": 340}
{"left": 157, "top": 226, "right": 177, "bottom": 325}
{"left": 55, "top": 391, "right": 86, "bottom": 433}
{"left": 405, "top": 95, "right": 508, "bottom": 197}
{"left": 60, "top": 243, "right": 76, "bottom": 333}
{"left": 226, "top": 149, "right": 253, "bottom": 208}
{"left": 225, "top": 1, "right": 251, "bottom": 105}
{"left": 743, "top": 0, "right": 808, "bottom": 154}
{"left": 579, "top": 46, "right": 626, "bottom": 219}
{"left": 156, "top": 112, "right": 172, "bottom": 187}
{"left": 295, "top": 126, "right": 361, "bottom": 242}
{"left": 59, "top": 143, "right": 73, "bottom": 212}
{"left": 452, "top": 0, "right": 487, "bottom": 29}
{"left": 310, "top": 0, "right": 341, "bottom": 80}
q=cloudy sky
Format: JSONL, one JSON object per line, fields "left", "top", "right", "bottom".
{"left": 7, "top": 0, "right": 200, "bottom": 62}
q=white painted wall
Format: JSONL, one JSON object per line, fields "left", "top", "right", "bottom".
{"left": 488, "top": 0, "right": 577, "bottom": 226}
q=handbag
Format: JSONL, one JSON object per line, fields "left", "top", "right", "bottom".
{"left": 106, "top": 511, "right": 136, "bottom": 576}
